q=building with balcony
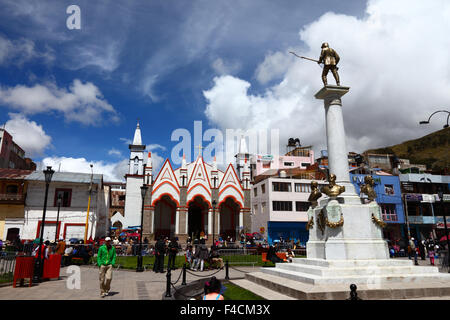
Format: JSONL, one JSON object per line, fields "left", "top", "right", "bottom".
{"left": 400, "top": 173, "right": 450, "bottom": 242}
{"left": 0, "top": 168, "right": 33, "bottom": 241}
{"left": 350, "top": 171, "right": 406, "bottom": 244}
{"left": 251, "top": 174, "right": 327, "bottom": 245}
{"left": 249, "top": 146, "right": 315, "bottom": 182}
{"left": 22, "top": 171, "right": 108, "bottom": 242}
{"left": 0, "top": 128, "right": 36, "bottom": 170}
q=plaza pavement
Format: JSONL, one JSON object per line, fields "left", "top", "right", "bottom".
{"left": 1, "top": 256, "right": 448, "bottom": 300}
{"left": 0, "top": 264, "right": 257, "bottom": 300}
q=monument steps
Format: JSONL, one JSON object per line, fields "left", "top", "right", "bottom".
{"left": 274, "top": 262, "right": 439, "bottom": 277}
{"left": 260, "top": 266, "right": 450, "bottom": 285}
{"left": 246, "top": 271, "right": 450, "bottom": 300}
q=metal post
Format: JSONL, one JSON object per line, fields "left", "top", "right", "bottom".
{"left": 165, "top": 268, "right": 172, "bottom": 297}
{"left": 441, "top": 196, "right": 450, "bottom": 273}
{"left": 182, "top": 263, "right": 187, "bottom": 285}
{"left": 54, "top": 195, "right": 61, "bottom": 243}
{"left": 225, "top": 260, "right": 229, "bottom": 280}
{"left": 33, "top": 179, "right": 51, "bottom": 283}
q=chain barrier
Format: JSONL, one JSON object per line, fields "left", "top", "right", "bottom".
{"left": 170, "top": 268, "right": 184, "bottom": 285}
{"left": 185, "top": 267, "right": 224, "bottom": 278}
{"left": 228, "top": 265, "right": 251, "bottom": 274}
{"left": 170, "top": 282, "right": 204, "bottom": 299}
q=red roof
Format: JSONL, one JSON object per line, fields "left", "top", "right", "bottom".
{"left": 0, "top": 168, "right": 33, "bottom": 180}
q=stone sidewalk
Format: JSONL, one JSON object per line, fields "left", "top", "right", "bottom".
{"left": 0, "top": 265, "right": 257, "bottom": 300}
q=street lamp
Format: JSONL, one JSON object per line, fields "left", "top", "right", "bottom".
{"left": 54, "top": 194, "right": 62, "bottom": 243}
{"left": 438, "top": 188, "right": 450, "bottom": 273}
{"left": 420, "top": 110, "right": 449, "bottom": 271}
{"left": 136, "top": 184, "right": 148, "bottom": 272}
{"left": 33, "top": 166, "right": 55, "bottom": 283}
{"left": 212, "top": 200, "right": 217, "bottom": 248}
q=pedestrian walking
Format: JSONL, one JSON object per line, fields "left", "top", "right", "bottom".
{"left": 192, "top": 239, "right": 209, "bottom": 271}
{"left": 425, "top": 238, "right": 436, "bottom": 266}
{"left": 153, "top": 236, "right": 166, "bottom": 273}
{"left": 409, "top": 237, "right": 418, "bottom": 266}
{"left": 97, "top": 237, "right": 116, "bottom": 298}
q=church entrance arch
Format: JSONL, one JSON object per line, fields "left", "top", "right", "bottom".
{"left": 154, "top": 195, "right": 177, "bottom": 239}
{"left": 219, "top": 197, "right": 240, "bottom": 240}
{"left": 187, "top": 196, "right": 210, "bottom": 241}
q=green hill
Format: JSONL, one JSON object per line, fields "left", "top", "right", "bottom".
{"left": 365, "top": 127, "right": 449, "bottom": 172}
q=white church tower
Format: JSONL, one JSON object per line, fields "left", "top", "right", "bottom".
{"left": 123, "top": 122, "right": 146, "bottom": 228}
{"left": 235, "top": 135, "right": 249, "bottom": 181}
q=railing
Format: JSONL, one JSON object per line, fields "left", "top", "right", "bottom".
{"left": 0, "top": 252, "right": 16, "bottom": 283}
{"left": 0, "top": 193, "right": 24, "bottom": 201}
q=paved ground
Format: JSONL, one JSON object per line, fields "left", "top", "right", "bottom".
{"left": 1, "top": 256, "right": 447, "bottom": 300}
{"left": 0, "top": 265, "right": 257, "bottom": 300}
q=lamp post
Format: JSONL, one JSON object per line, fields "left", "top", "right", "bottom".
{"left": 212, "top": 200, "right": 217, "bottom": 248}
{"left": 33, "top": 166, "right": 55, "bottom": 283}
{"left": 136, "top": 185, "right": 148, "bottom": 272}
{"left": 438, "top": 188, "right": 450, "bottom": 273}
{"left": 420, "top": 110, "right": 449, "bottom": 271}
{"left": 54, "top": 194, "right": 62, "bottom": 243}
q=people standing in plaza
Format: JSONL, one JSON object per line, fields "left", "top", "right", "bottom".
{"left": 168, "top": 237, "right": 179, "bottom": 270}
{"left": 203, "top": 276, "right": 224, "bottom": 300}
{"left": 186, "top": 245, "right": 194, "bottom": 268}
{"left": 425, "top": 238, "right": 436, "bottom": 266}
{"left": 193, "top": 239, "right": 209, "bottom": 271}
{"left": 209, "top": 246, "right": 224, "bottom": 269}
{"left": 97, "top": 237, "right": 116, "bottom": 298}
{"left": 153, "top": 236, "right": 166, "bottom": 273}
{"left": 409, "top": 237, "right": 419, "bottom": 265}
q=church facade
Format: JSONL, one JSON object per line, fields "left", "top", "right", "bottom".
{"left": 121, "top": 123, "right": 251, "bottom": 243}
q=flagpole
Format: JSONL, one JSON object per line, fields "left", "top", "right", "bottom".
{"left": 84, "top": 164, "right": 93, "bottom": 243}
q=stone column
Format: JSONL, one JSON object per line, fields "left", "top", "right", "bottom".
{"left": 315, "top": 85, "right": 357, "bottom": 197}
{"left": 208, "top": 209, "right": 212, "bottom": 235}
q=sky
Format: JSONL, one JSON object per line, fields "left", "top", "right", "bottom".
{"left": 0, "top": 0, "right": 449, "bottom": 182}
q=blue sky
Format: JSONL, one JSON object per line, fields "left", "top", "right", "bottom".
{"left": 0, "top": 0, "right": 448, "bottom": 181}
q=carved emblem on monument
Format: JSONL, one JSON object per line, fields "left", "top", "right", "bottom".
{"left": 370, "top": 204, "right": 387, "bottom": 228}
{"left": 324, "top": 200, "right": 344, "bottom": 228}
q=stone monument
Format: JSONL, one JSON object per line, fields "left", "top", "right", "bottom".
{"left": 244, "top": 47, "right": 450, "bottom": 298}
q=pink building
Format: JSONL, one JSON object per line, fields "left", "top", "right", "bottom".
{"left": 250, "top": 146, "right": 315, "bottom": 180}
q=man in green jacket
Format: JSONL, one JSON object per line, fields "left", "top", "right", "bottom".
{"left": 97, "top": 237, "right": 116, "bottom": 297}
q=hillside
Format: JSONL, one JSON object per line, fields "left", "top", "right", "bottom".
{"left": 365, "top": 127, "right": 449, "bottom": 172}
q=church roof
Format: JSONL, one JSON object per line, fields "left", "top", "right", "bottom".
{"left": 132, "top": 122, "right": 142, "bottom": 145}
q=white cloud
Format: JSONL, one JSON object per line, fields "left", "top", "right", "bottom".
{"left": 203, "top": 0, "right": 450, "bottom": 157}
{"left": 0, "top": 79, "right": 119, "bottom": 126}
{"left": 147, "top": 144, "right": 167, "bottom": 152}
{"left": 41, "top": 157, "right": 128, "bottom": 182}
{"left": 119, "top": 137, "right": 132, "bottom": 145}
{"left": 211, "top": 58, "right": 241, "bottom": 75}
{"left": 4, "top": 113, "right": 52, "bottom": 157}
{"left": 0, "top": 35, "right": 54, "bottom": 66}
{"left": 108, "top": 148, "right": 122, "bottom": 157}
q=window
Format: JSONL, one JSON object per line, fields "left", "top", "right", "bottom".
{"left": 262, "top": 162, "right": 270, "bottom": 169}
{"left": 283, "top": 162, "right": 294, "bottom": 167}
{"left": 294, "top": 183, "right": 311, "bottom": 193}
{"left": 6, "top": 185, "right": 18, "bottom": 194}
{"left": 301, "top": 163, "right": 310, "bottom": 167}
{"left": 380, "top": 204, "right": 397, "bottom": 222}
{"left": 261, "top": 202, "right": 266, "bottom": 213}
{"left": 384, "top": 184, "right": 395, "bottom": 195}
{"left": 272, "top": 201, "right": 292, "bottom": 211}
{"left": 272, "top": 182, "right": 291, "bottom": 192}
{"left": 253, "top": 205, "right": 258, "bottom": 215}
{"left": 296, "top": 201, "right": 310, "bottom": 212}
{"left": 54, "top": 188, "right": 72, "bottom": 207}
{"left": 261, "top": 184, "right": 265, "bottom": 194}
{"left": 253, "top": 187, "right": 258, "bottom": 197}
{"left": 133, "top": 157, "right": 139, "bottom": 174}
